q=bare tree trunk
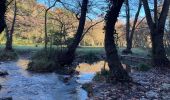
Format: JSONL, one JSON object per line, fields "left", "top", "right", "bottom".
{"left": 105, "top": 0, "right": 131, "bottom": 82}
{"left": 44, "top": 10, "right": 48, "bottom": 50}
{"left": 0, "top": 0, "right": 7, "bottom": 33}
{"left": 44, "top": 0, "right": 58, "bottom": 51}
{"left": 123, "top": 0, "right": 142, "bottom": 54}
{"left": 5, "top": 0, "right": 17, "bottom": 51}
{"left": 122, "top": 0, "right": 132, "bottom": 54}
{"left": 142, "top": 0, "right": 170, "bottom": 67}
{"left": 59, "top": 0, "right": 89, "bottom": 66}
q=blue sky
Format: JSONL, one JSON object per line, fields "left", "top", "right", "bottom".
{"left": 36, "top": 0, "right": 146, "bottom": 23}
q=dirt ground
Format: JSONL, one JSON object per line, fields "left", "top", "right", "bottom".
{"left": 90, "top": 68, "right": 170, "bottom": 100}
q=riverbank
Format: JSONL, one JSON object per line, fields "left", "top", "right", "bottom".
{"left": 88, "top": 68, "right": 170, "bottom": 100}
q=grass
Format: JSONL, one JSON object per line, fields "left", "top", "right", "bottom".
{"left": 76, "top": 47, "right": 105, "bottom": 54}
{"left": 27, "top": 49, "right": 75, "bottom": 74}
{"left": 120, "top": 48, "right": 151, "bottom": 57}
{"left": 0, "top": 45, "right": 154, "bottom": 72}
{"left": 27, "top": 49, "right": 60, "bottom": 73}
{"left": 0, "top": 44, "right": 151, "bottom": 57}
{"left": 0, "top": 45, "right": 43, "bottom": 55}
{"left": 28, "top": 58, "right": 56, "bottom": 72}
{"left": 77, "top": 51, "right": 103, "bottom": 64}
{"left": 93, "top": 68, "right": 112, "bottom": 83}
{"left": 0, "top": 50, "right": 18, "bottom": 61}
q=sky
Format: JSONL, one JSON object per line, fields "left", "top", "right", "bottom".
{"left": 36, "top": 0, "right": 146, "bottom": 23}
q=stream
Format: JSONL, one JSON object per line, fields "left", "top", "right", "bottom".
{"left": 0, "top": 58, "right": 96, "bottom": 100}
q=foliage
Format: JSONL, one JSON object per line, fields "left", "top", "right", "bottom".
{"left": 27, "top": 48, "right": 75, "bottom": 74}
{"left": 0, "top": 50, "right": 18, "bottom": 61}
{"left": 27, "top": 49, "right": 60, "bottom": 73}
{"left": 31, "top": 49, "right": 58, "bottom": 60}
{"left": 27, "top": 58, "right": 56, "bottom": 72}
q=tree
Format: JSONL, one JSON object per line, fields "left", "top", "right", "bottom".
{"left": 44, "top": 0, "right": 58, "bottom": 50}
{"left": 0, "top": 0, "right": 7, "bottom": 33}
{"left": 5, "top": 0, "right": 17, "bottom": 51}
{"left": 58, "top": 0, "right": 89, "bottom": 66}
{"left": 122, "top": 0, "right": 142, "bottom": 54}
{"left": 142, "top": 0, "right": 170, "bottom": 67}
{"left": 105, "top": 0, "right": 131, "bottom": 82}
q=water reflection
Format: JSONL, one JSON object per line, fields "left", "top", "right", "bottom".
{"left": 0, "top": 59, "right": 134, "bottom": 100}
{"left": 76, "top": 61, "right": 134, "bottom": 73}
{"left": 0, "top": 59, "right": 88, "bottom": 100}
{"left": 76, "top": 61, "right": 109, "bottom": 73}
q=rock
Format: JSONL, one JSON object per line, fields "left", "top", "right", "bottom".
{"left": 0, "top": 97, "right": 12, "bottom": 100}
{"left": 0, "top": 70, "right": 8, "bottom": 76}
{"left": 145, "top": 91, "right": 158, "bottom": 99}
{"left": 161, "top": 83, "right": 170, "bottom": 91}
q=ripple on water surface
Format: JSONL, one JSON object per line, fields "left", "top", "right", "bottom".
{"left": 0, "top": 59, "right": 88, "bottom": 100}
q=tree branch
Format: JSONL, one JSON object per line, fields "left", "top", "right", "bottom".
{"left": 142, "top": 0, "right": 154, "bottom": 29}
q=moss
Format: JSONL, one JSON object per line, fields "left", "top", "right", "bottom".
{"left": 0, "top": 50, "right": 18, "bottom": 61}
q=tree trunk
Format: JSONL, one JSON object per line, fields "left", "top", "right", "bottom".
{"left": 44, "top": 10, "right": 48, "bottom": 51}
{"left": 0, "top": 0, "right": 7, "bottom": 33}
{"left": 44, "top": 0, "right": 58, "bottom": 51}
{"left": 5, "top": 26, "right": 12, "bottom": 51}
{"left": 142, "top": 0, "right": 170, "bottom": 67}
{"left": 5, "top": 0, "right": 17, "bottom": 51}
{"left": 151, "top": 29, "right": 170, "bottom": 67}
{"left": 122, "top": 0, "right": 142, "bottom": 54}
{"left": 59, "top": 0, "right": 88, "bottom": 66}
{"left": 105, "top": 0, "right": 131, "bottom": 82}
{"left": 122, "top": 0, "right": 132, "bottom": 54}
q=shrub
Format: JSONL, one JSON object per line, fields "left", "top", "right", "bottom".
{"left": 31, "top": 49, "right": 58, "bottom": 60}
{"left": 0, "top": 50, "right": 18, "bottom": 61}
{"left": 27, "top": 49, "right": 75, "bottom": 74}
{"left": 27, "top": 49, "right": 59, "bottom": 73}
{"left": 93, "top": 68, "right": 111, "bottom": 82}
{"left": 27, "top": 58, "right": 56, "bottom": 72}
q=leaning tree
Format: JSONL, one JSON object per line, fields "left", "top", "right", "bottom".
{"left": 105, "top": 0, "right": 131, "bottom": 82}
{"left": 58, "top": 0, "right": 89, "bottom": 66}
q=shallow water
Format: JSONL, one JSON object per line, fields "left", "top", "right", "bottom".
{"left": 0, "top": 59, "right": 88, "bottom": 100}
